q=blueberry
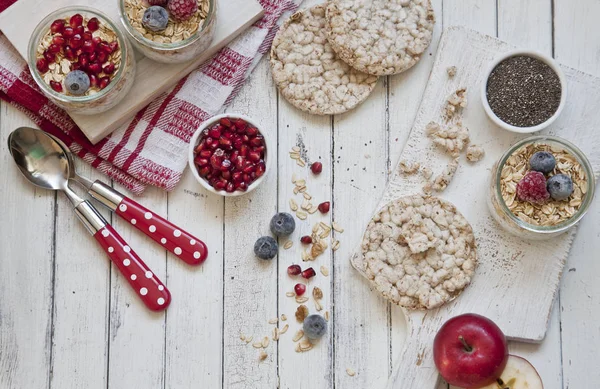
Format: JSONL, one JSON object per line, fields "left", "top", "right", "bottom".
{"left": 142, "top": 6, "right": 169, "bottom": 32}
{"left": 254, "top": 236, "right": 278, "bottom": 260}
{"left": 303, "top": 314, "right": 327, "bottom": 340}
{"left": 270, "top": 212, "right": 295, "bottom": 236}
{"left": 65, "top": 70, "right": 90, "bottom": 96}
{"left": 547, "top": 174, "right": 573, "bottom": 201}
{"left": 529, "top": 151, "right": 556, "bottom": 174}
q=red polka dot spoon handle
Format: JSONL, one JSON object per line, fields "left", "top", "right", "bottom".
{"left": 114, "top": 197, "right": 208, "bottom": 265}
{"left": 94, "top": 224, "right": 171, "bottom": 311}
{"left": 85, "top": 181, "right": 208, "bottom": 266}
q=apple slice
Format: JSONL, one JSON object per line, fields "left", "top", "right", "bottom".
{"left": 479, "top": 355, "right": 543, "bottom": 389}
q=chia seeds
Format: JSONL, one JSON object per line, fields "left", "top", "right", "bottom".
{"left": 486, "top": 55, "right": 562, "bottom": 128}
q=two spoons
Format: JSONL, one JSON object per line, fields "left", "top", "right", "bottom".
{"left": 8, "top": 127, "right": 208, "bottom": 311}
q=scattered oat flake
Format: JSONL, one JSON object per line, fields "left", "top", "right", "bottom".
{"left": 286, "top": 292, "right": 296, "bottom": 297}
{"left": 314, "top": 299, "right": 323, "bottom": 311}
{"left": 308, "top": 205, "right": 319, "bottom": 214}
{"left": 252, "top": 342, "right": 263, "bottom": 349}
{"left": 272, "top": 328, "right": 279, "bottom": 341}
{"left": 289, "top": 198, "right": 298, "bottom": 211}
{"left": 284, "top": 241, "right": 293, "bottom": 250}
{"left": 332, "top": 240, "right": 341, "bottom": 251}
{"left": 258, "top": 350, "right": 268, "bottom": 362}
{"left": 324, "top": 311, "right": 330, "bottom": 321}
{"left": 292, "top": 146, "right": 300, "bottom": 152}
{"left": 296, "top": 296, "right": 309, "bottom": 304}
{"left": 262, "top": 336, "right": 270, "bottom": 348}
{"left": 346, "top": 368, "right": 356, "bottom": 377}
{"left": 240, "top": 334, "right": 246, "bottom": 341}
{"left": 281, "top": 314, "right": 287, "bottom": 321}
{"left": 280, "top": 324, "right": 289, "bottom": 334}
{"left": 332, "top": 222, "right": 344, "bottom": 233}
{"left": 299, "top": 339, "right": 313, "bottom": 351}
{"left": 245, "top": 336, "right": 253, "bottom": 343}
{"left": 447, "top": 66, "right": 457, "bottom": 78}
{"left": 268, "top": 318, "right": 279, "bottom": 325}
{"left": 293, "top": 330, "right": 304, "bottom": 342}
{"left": 296, "top": 211, "right": 308, "bottom": 220}
{"left": 297, "top": 159, "right": 306, "bottom": 167}
{"left": 320, "top": 266, "right": 330, "bottom": 276}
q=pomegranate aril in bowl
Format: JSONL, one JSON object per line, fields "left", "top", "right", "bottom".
{"left": 189, "top": 114, "right": 271, "bottom": 197}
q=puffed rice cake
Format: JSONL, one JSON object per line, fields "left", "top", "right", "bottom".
{"left": 325, "top": 0, "right": 435, "bottom": 76}
{"left": 270, "top": 4, "right": 379, "bottom": 115}
{"left": 352, "top": 194, "right": 477, "bottom": 310}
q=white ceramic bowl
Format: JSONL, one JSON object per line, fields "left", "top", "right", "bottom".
{"left": 481, "top": 50, "right": 567, "bottom": 133}
{"left": 188, "top": 113, "right": 271, "bottom": 197}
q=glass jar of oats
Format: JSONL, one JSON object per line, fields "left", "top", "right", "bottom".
{"left": 119, "top": 0, "right": 216, "bottom": 64}
{"left": 28, "top": 6, "right": 136, "bottom": 115}
{"left": 488, "top": 135, "right": 595, "bottom": 240}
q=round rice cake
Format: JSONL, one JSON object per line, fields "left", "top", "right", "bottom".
{"left": 354, "top": 195, "right": 477, "bottom": 310}
{"left": 325, "top": 0, "right": 435, "bottom": 76}
{"left": 270, "top": 4, "right": 378, "bottom": 115}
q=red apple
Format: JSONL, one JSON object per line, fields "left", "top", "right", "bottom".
{"left": 433, "top": 313, "right": 508, "bottom": 388}
{"left": 479, "top": 355, "right": 543, "bottom": 389}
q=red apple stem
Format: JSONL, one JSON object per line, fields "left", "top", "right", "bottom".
{"left": 458, "top": 335, "right": 473, "bottom": 352}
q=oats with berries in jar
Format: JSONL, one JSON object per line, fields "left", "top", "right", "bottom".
{"left": 489, "top": 136, "right": 595, "bottom": 239}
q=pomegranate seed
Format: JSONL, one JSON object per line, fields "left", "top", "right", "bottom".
{"left": 194, "top": 155, "right": 209, "bottom": 166}
{"left": 87, "top": 17, "right": 100, "bottom": 31}
{"left": 75, "top": 26, "right": 85, "bottom": 36}
{"left": 226, "top": 182, "right": 235, "bottom": 193}
{"left": 301, "top": 267, "right": 316, "bottom": 279}
{"left": 219, "top": 117, "right": 232, "bottom": 127}
{"left": 43, "top": 51, "right": 56, "bottom": 63}
{"left": 254, "top": 146, "right": 265, "bottom": 155}
{"left": 220, "top": 159, "right": 232, "bottom": 171}
{"left": 219, "top": 136, "right": 232, "bottom": 147}
{"left": 96, "top": 51, "right": 107, "bottom": 63}
{"left": 82, "top": 40, "right": 95, "bottom": 53}
{"left": 62, "top": 27, "right": 74, "bottom": 38}
{"left": 71, "top": 63, "right": 82, "bottom": 71}
{"left": 64, "top": 45, "right": 76, "bottom": 60}
{"left": 234, "top": 118, "right": 247, "bottom": 132}
{"left": 108, "top": 41, "right": 119, "bottom": 53}
{"left": 208, "top": 126, "right": 221, "bottom": 139}
{"left": 311, "top": 162, "right": 323, "bottom": 174}
{"left": 240, "top": 134, "right": 250, "bottom": 144}
{"left": 36, "top": 58, "right": 49, "bottom": 73}
{"left": 294, "top": 283, "right": 306, "bottom": 296}
{"left": 102, "top": 62, "right": 115, "bottom": 74}
{"left": 248, "top": 151, "right": 261, "bottom": 162}
{"left": 92, "top": 36, "right": 102, "bottom": 45}
{"left": 78, "top": 53, "right": 89, "bottom": 68}
{"left": 210, "top": 150, "right": 224, "bottom": 169}
{"left": 49, "top": 80, "right": 63, "bottom": 92}
{"left": 287, "top": 264, "right": 302, "bottom": 276}
{"left": 255, "top": 161, "right": 266, "bottom": 178}
{"left": 99, "top": 42, "right": 111, "bottom": 54}
{"left": 300, "top": 236, "right": 313, "bottom": 244}
{"left": 243, "top": 173, "right": 251, "bottom": 183}
{"left": 89, "top": 74, "right": 98, "bottom": 88}
{"left": 50, "top": 19, "right": 65, "bottom": 34}
{"left": 221, "top": 170, "right": 232, "bottom": 180}
{"left": 82, "top": 31, "right": 93, "bottom": 41}
{"left": 232, "top": 171, "right": 243, "bottom": 184}
{"left": 198, "top": 166, "right": 211, "bottom": 176}
{"left": 233, "top": 139, "right": 244, "bottom": 149}
{"left": 214, "top": 179, "right": 227, "bottom": 191}
{"left": 89, "top": 52, "right": 97, "bottom": 62}
{"left": 236, "top": 182, "right": 248, "bottom": 191}
{"left": 249, "top": 136, "right": 263, "bottom": 147}
{"left": 318, "top": 201, "right": 331, "bottom": 214}
{"left": 99, "top": 76, "right": 110, "bottom": 89}
{"left": 243, "top": 162, "right": 255, "bottom": 174}
{"left": 239, "top": 144, "right": 249, "bottom": 157}
{"left": 247, "top": 127, "right": 258, "bottom": 137}
{"left": 87, "top": 62, "right": 102, "bottom": 75}
{"left": 199, "top": 149, "right": 212, "bottom": 158}
{"left": 70, "top": 34, "right": 83, "bottom": 49}
{"left": 69, "top": 14, "right": 83, "bottom": 28}
{"left": 52, "top": 35, "right": 66, "bottom": 46}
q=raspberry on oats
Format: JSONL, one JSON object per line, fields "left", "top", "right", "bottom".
{"left": 168, "top": 0, "right": 198, "bottom": 21}
{"left": 516, "top": 171, "right": 550, "bottom": 204}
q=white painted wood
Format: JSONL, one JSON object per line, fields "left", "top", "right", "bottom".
{"left": 221, "top": 58, "right": 279, "bottom": 389}
{"left": 0, "top": 105, "right": 55, "bottom": 389}
{"left": 0, "top": 0, "right": 264, "bottom": 144}
{"left": 49, "top": 159, "right": 111, "bottom": 389}
{"left": 164, "top": 170, "right": 224, "bottom": 388}
{"left": 374, "top": 26, "right": 600, "bottom": 389}
{"left": 554, "top": 0, "right": 600, "bottom": 388}
{"left": 107, "top": 185, "right": 167, "bottom": 389}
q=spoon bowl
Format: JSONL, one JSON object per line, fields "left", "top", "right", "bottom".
{"left": 7, "top": 127, "right": 73, "bottom": 191}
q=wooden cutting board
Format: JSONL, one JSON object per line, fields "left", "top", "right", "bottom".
{"left": 0, "top": 0, "right": 264, "bottom": 144}
{"left": 347, "top": 26, "right": 600, "bottom": 389}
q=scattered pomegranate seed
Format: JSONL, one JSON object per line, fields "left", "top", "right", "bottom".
{"left": 43, "top": 51, "right": 56, "bottom": 63}
{"left": 49, "top": 80, "right": 63, "bottom": 92}
{"left": 99, "top": 76, "right": 110, "bottom": 89}
{"left": 311, "top": 162, "right": 323, "bottom": 175}
{"left": 301, "top": 267, "right": 316, "bottom": 279}
{"left": 87, "top": 62, "right": 102, "bottom": 75}
{"left": 97, "top": 51, "right": 108, "bottom": 63}
{"left": 89, "top": 74, "right": 98, "bottom": 87}
{"left": 62, "top": 27, "right": 74, "bottom": 38}
{"left": 103, "top": 62, "right": 115, "bottom": 74}
{"left": 108, "top": 41, "right": 119, "bottom": 53}
{"left": 36, "top": 58, "right": 49, "bottom": 73}
{"left": 287, "top": 264, "right": 302, "bottom": 276}
{"left": 50, "top": 19, "right": 65, "bottom": 34}
{"left": 194, "top": 118, "right": 266, "bottom": 193}
{"left": 294, "top": 283, "right": 307, "bottom": 296}
{"left": 318, "top": 201, "right": 330, "bottom": 214}
{"left": 87, "top": 17, "right": 100, "bottom": 31}
{"left": 300, "top": 236, "right": 313, "bottom": 244}
{"left": 70, "top": 13, "right": 83, "bottom": 28}
{"left": 48, "top": 43, "right": 61, "bottom": 54}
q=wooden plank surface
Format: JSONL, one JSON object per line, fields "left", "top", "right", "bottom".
{"left": 0, "top": 0, "right": 264, "bottom": 144}
{"left": 2, "top": 1, "right": 600, "bottom": 389}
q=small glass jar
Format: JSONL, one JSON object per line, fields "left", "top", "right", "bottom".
{"left": 118, "top": 0, "right": 217, "bottom": 64}
{"left": 27, "top": 6, "right": 136, "bottom": 115}
{"left": 488, "top": 135, "right": 595, "bottom": 240}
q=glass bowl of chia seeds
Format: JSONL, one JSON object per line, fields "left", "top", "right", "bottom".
{"left": 487, "top": 135, "right": 595, "bottom": 240}
{"left": 481, "top": 50, "right": 567, "bottom": 133}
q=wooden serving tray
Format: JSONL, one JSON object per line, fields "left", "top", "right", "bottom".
{"left": 0, "top": 0, "right": 264, "bottom": 144}
{"left": 347, "top": 26, "right": 600, "bottom": 389}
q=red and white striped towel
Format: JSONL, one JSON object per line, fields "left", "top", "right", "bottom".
{"left": 0, "top": 0, "right": 301, "bottom": 194}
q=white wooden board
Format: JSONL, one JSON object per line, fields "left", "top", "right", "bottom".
{"left": 346, "top": 26, "right": 600, "bottom": 389}
{"left": 0, "top": 0, "right": 264, "bottom": 144}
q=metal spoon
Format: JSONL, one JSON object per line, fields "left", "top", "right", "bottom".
{"left": 8, "top": 127, "right": 171, "bottom": 312}
{"left": 46, "top": 132, "right": 208, "bottom": 266}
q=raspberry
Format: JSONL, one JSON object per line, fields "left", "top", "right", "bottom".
{"left": 168, "top": 0, "right": 198, "bottom": 21}
{"left": 148, "top": 0, "right": 168, "bottom": 5}
{"left": 516, "top": 171, "right": 550, "bottom": 204}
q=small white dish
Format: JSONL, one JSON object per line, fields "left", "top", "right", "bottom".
{"left": 480, "top": 49, "right": 567, "bottom": 134}
{"left": 188, "top": 113, "right": 271, "bottom": 197}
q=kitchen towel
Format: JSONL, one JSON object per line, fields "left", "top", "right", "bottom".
{"left": 0, "top": 0, "right": 301, "bottom": 194}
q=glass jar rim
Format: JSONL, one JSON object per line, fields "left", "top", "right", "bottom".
{"left": 494, "top": 135, "right": 596, "bottom": 234}
{"left": 27, "top": 6, "right": 129, "bottom": 103}
{"left": 118, "top": 0, "right": 216, "bottom": 51}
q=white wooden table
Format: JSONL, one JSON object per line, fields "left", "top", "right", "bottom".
{"left": 1, "top": 1, "right": 599, "bottom": 388}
